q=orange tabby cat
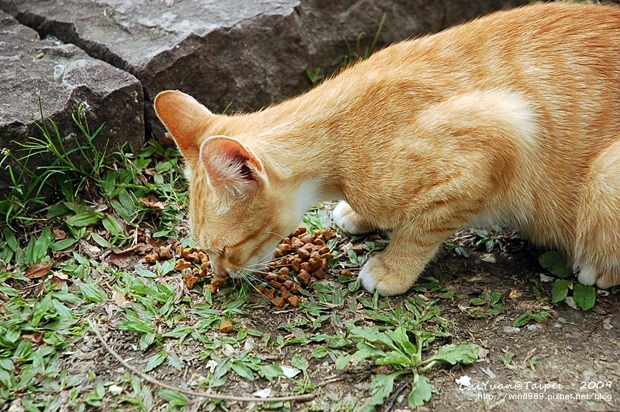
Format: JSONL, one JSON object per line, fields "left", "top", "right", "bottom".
{"left": 155, "top": 2, "right": 620, "bottom": 296}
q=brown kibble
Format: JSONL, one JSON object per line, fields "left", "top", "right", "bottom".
{"left": 339, "top": 269, "right": 354, "bottom": 277}
{"left": 282, "top": 280, "right": 294, "bottom": 290}
{"left": 186, "top": 252, "right": 198, "bottom": 262}
{"left": 291, "top": 237, "right": 305, "bottom": 249}
{"left": 351, "top": 244, "right": 365, "bottom": 255}
{"left": 313, "top": 238, "right": 326, "bottom": 247}
{"left": 291, "top": 258, "right": 302, "bottom": 272}
{"left": 297, "top": 269, "right": 311, "bottom": 286}
{"left": 182, "top": 247, "right": 193, "bottom": 257}
{"left": 308, "top": 256, "right": 323, "bottom": 272}
{"left": 219, "top": 319, "right": 234, "bottom": 333}
{"left": 207, "top": 284, "right": 218, "bottom": 294}
{"left": 144, "top": 253, "right": 159, "bottom": 264}
{"left": 300, "top": 262, "right": 310, "bottom": 272}
{"left": 175, "top": 245, "right": 184, "bottom": 256}
{"left": 271, "top": 296, "right": 285, "bottom": 308}
{"left": 278, "top": 267, "right": 290, "bottom": 278}
{"left": 269, "top": 280, "right": 282, "bottom": 289}
{"left": 274, "top": 248, "right": 284, "bottom": 258}
{"left": 159, "top": 245, "right": 173, "bottom": 259}
{"left": 211, "top": 275, "right": 228, "bottom": 287}
{"left": 322, "top": 228, "right": 337, "bottom": 240}
{"left": 174, "top": 258, "right": 192, "bottom": 271}
{"left": 298, "top": 247, "right": 311, "bottom": 260}
{"left": 317, "top": 246, "right": 330, "bottom": 255}
{"left": 183, "top": 272, "right": 199, "bottom": 289}
{"left": 299, "top": 233, "right": 313, "bottom": 244}
{"left": 263, "top": 287, "right": 275, "bottom": 300}
{"left": 198, "top": 251, "right": 209, "bottom": 264}
{"left": 280, "top": 286, "right": 292, "bottom": 300}
{"left": 321, "top": 253, "right": 334, "bottom": 261}
{"left": 312, "top": 268, "right": 325, "bottom": 279}
{"left": 265, "top": 273, "right": 279, "bottom": 282}
{"left": 287, "top": 295, "right": 301, "bottom": 307}
{"left": 278, "top": 242, "right": 291, "bottom": 253}
{"left": 290, "top": 282, "right": 301, "bottom": 294}
{"left": 309, "top": 250, "right": 320, "bottom": 259}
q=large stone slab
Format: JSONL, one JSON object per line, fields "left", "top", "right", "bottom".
{"left": 0, "top": 10, "right": 143, "bottom": 195}
{"left": 0, "top": 0, "right": 527, "bottom": 139}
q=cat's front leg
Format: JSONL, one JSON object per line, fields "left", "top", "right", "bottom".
{"left": 333, "top": 201, "right": 375, "bottom": 234}
{"left": 358, "top": 223, "right": 453, "bottom": 296}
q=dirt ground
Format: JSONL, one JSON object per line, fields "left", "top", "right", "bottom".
{"left": 58, "top": 225, "right": 619, "bottom": 412}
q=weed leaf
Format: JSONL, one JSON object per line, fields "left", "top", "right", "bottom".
{"left": 428, "top": 342, "right": 478, "bottom": 365}
{"left": 144, "top": 351, "right": 167, "bottom": 372}
{"left": 551, "top": 279, "right": 571, "bottom": 303}
{"left": 408, "top": 374, "right": 432, "bottom": 407}
{"left": 387, "top": 326, "right": 417, "bottom": 355}
{"left": 232, "top": 361, "right": 255, "bottom": 381}
{"left": 74, "top": 280, "right": 106, "bottom": 303}
{"left": 573, "top": 283, "right": 596, "bottom": 311}
{"left": 158, "top": 389, "right": 188, "bottom": 406}
{"left": 538, "top": 251, "right": 572, "bottom": 278}
{"left": 66, "top": 212, "right": 104, "bottom": 228}
{"left": 368, "top": 371, "right": 404, "bottom": 407}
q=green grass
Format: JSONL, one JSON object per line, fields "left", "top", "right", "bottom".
{"left": 1, "top": 94, "right": 616, "bottom": 410}
{"left": 0, "top": 102, "right": 480, "bottom": 410}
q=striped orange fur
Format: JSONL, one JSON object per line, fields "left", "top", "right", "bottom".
{"left": 155, "top": 3, "right": 620, "bottom": 296}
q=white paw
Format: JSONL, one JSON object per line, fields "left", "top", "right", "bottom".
{"left": 358, "top": 257, "right": 412, "bottom": 296}
{"left": 358, "top": 262, "right": 377, "bottom": 293}
{"left": 332, "top": 201, "right": 372, "bottom": 235}
{"left": 576, "top": 265, "right": 597, "bottom": 286}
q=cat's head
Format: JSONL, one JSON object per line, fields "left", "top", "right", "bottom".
{"left": 154, "top": 90, "right": 303, "bottom": 278}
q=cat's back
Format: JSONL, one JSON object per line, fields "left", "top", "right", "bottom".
{"left": 342, "top": 2, "right": 620, "bottom": 149}
{"left": 392, "top": 2, "right": 620, "bottom": 87}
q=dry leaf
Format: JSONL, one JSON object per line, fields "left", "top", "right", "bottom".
{"left": 508, "top": 288, "right": 522, "bottom": 299}
{"left": 25, "top": 263, "right": 53, "bottom": 279}
{"left": 219, "top": 319, "right": 234, "bottom": 333}
{"left": 140, "top": 195, "right": 165, "bottom": 210}
{"left": 53, "top": 228, "right": 68, "bottom": 240}
{"left": 51, "top": 274, "right": 68, "bottom": 289}
{"left": 113, "top": 290, "right": 128, "bottom": 307}
{"left": 23, "top": 332, "right": 45, "bottom": 344}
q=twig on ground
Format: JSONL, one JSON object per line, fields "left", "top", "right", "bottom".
{"left": 383, "top": 379, "right": 411, "bottom": 412}
{"left": 88, "top": 319, "right": 315, "bottom": 403}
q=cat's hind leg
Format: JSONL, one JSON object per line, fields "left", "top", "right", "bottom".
{"left": 333, "top": 201, "right": 375, "bottom": 234}
{"left": 574, "top": 139, "right": 620, "bottom": 289}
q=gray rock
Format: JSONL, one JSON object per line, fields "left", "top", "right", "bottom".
{"left": 0, "top": 0, "right": 527, "bottom": 139}
{"left": 0, "top": 10, "right": 143, "bottom": 196}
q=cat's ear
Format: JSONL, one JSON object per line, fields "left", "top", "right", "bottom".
{"left": 200, "top": 136, "right": 265, "bottom": 198}
{"left": 154, "top": 90, "right": 214, "bottom": 162}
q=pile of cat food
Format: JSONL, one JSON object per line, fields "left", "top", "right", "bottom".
{"left": 260, "top": 226, "right": 338, "bottom": 307}
{"left": 143, "top": 227, "right": 341, "bottom": 308}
